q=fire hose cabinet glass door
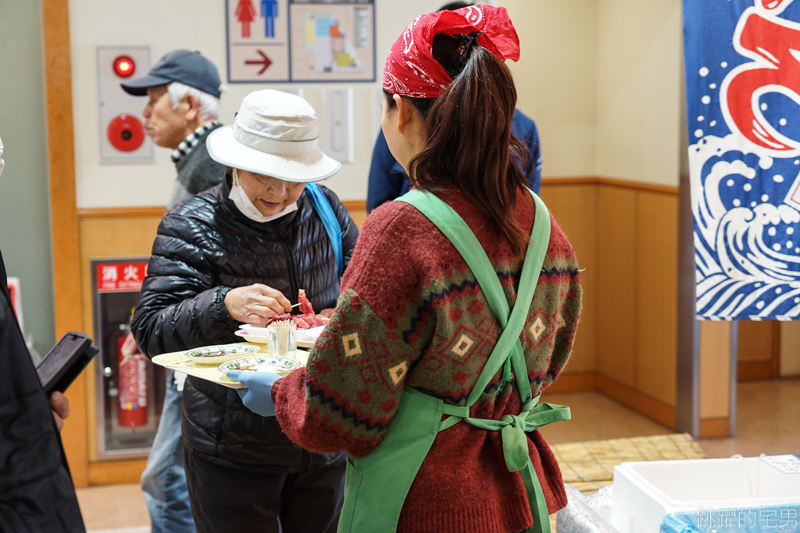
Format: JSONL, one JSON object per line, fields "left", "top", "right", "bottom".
{"left": 92, "top": 258, "right": 166, "bottom": 459}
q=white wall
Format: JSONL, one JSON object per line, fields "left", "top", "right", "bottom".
{"left": 69, "top": 0, "right": 684, "bottom": 209}
{"left": 499, "top": 0, "right": 599, "bottom": 178}
{"left": 595, "top": 0, "right": 683, "bottom": 186}
{"left": 69, "top": 0, "right": 443, "bottom": 207}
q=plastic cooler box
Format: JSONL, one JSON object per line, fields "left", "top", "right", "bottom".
{"left": 611, "top": 456, "right": 800, "bottom": 533}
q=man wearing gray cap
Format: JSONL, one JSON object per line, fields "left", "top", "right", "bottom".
{"left": 122, "top": 49, "right": 226, "bottom": 208}
{"left": 122, "top": 49, "right": 226, "bottom": 533}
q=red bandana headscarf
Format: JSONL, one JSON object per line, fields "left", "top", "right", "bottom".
{"left": 382, "top": 5, "right": 520, "bottom": 99}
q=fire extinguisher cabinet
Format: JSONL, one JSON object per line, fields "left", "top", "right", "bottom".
{"left": 91, "top": 257, "right": 166, "bottom": 460}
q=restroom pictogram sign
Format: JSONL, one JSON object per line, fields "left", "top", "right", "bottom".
{"left": 227, "top": 0, "right": 289, "bottom": 82}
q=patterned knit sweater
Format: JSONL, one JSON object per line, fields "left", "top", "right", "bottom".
{"left": 272, "top": 187, "right": 582, "bottom": 533}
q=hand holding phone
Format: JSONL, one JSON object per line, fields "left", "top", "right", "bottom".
{"left": 50, "top": 391, "right": 69, "bottom": 432}
{"left": 36, "top": 332, "right": 99, "bottom": 396}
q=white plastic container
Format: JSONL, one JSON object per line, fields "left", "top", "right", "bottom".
{"left": 611, "top": 456, "right": 800, "bottom": 533}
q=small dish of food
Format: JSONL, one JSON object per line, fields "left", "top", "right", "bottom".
{"left": 219, "top": 355, "right": 301, "bottom": 377}
{"left": 186, "top": 344, "right": 260, "bottom": 364}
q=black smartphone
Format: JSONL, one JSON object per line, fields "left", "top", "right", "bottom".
{"left": 36, "top": 331, "right": 99, "bottom": 396}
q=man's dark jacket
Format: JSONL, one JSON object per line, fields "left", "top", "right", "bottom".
{"left": 0, "top": 250, "right": 85, "bottom": 532}
{"left": 131, "top": 179, "right": 359, "bottom": 470}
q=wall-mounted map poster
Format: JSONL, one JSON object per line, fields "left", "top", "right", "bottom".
{"left": 289, "top": 0, "right": 375, "bottom": 82}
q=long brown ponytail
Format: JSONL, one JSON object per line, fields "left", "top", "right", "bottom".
{"left": 386, "top": 34, "right": 531, "bottom": 258}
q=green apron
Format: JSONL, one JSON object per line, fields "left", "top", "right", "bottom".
{"left": 337, "top": 189, "right": 571, "bottom": 533}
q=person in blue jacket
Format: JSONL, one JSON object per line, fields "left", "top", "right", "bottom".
{"left": 366, "top": 1, "right": 543, "bottom": 214}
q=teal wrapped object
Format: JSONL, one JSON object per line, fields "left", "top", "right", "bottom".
{"left": 660, "top": 504, "right": 800, "bottom": 533}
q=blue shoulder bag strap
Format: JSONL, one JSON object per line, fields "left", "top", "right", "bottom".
{"left": 306, "top": 183, "right": 344, "bottom": 277}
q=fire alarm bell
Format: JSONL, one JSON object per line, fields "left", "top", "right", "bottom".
{"left": 96, "top": 46, "right": 154, "bottom": 163}
{"left": 107, "top": 114, "right": 145, "bottom": 152}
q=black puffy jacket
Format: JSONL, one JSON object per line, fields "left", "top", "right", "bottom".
{"left": 131, "top": 178, "right": 359, "bottom": 471}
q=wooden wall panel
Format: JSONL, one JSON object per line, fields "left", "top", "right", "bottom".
{"left": 635, "top": 192, "right": 678, "bottom": 406}
{"left": 737, "top": 321, "right": 775, "bottom": 363}
{"left": 66, "top": 179, "right": 691, "bottom": 480}
{"left": 780, "top": 321, "right": 800, "bottom": 377}
{"left": 539, "top": 183, "right": 597, "bottom": 374}
{"left": 737, "top": 321, "right": 780, "bottom": 381}
{"left": 699, "top": 320, "right": 731, "bottom": 419}
{"left": 341, "top": 201, "right": 367, "bottom": 230}
{"left": 595, "top": 186, "right": 637, "bottom": 387}
{"left": 78, "top": 214, "right": 163, "bottom": 464}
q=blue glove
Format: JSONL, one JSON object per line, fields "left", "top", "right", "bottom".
{"left": 226, "top": 370, "right": 281, "bottom": 417}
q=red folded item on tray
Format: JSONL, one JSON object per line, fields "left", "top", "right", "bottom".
{"left": 298, "top": 289, "right": 314, "bottom": 315}
{"left": 261, "top": 290, "right": 329, "bottom": 330}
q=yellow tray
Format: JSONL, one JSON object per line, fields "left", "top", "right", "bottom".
{"left": 152, "top": 343, "right": 309, "bottom": 389}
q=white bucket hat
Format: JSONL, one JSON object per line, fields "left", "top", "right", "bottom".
{"left": 207, "top": 90, "right": 341, "bottom": 183}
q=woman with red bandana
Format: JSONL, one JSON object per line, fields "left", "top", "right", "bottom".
{"left": 227, "top": 5, "right": 583, "bottom": 533}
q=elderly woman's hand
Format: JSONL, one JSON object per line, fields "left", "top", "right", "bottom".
{"left": 225, "top": 284, "right": 292, "bottom": 324}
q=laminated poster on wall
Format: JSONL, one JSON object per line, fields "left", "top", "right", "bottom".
{"left": 226, "top": 0, "right": 375, "bottom": 83}
{"left": 683, "top": 0, "right": 800, "bottom": 320}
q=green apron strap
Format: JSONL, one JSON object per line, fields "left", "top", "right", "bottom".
{"left": 397, "top": 189, "right": 552, "bottom": 408}
{"left": 397, "top": 189, "right": 564, "bottom": 533}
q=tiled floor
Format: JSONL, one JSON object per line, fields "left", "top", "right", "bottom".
{"left": 696, "top": 378, "right": 800, "bottom": 458}
{"left": 76, "top": 484, "right": 149, "bottom": 532}
{"left": 538, "top": 390, "right": 673, "bottom": 444}
{"left": 76, "top": 379, "right": 800, "bottom": 531}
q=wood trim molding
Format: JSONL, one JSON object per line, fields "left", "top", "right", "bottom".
{"left": 540, "top": 372, "right": 685, "bottom": 431}
{"left": 772, "top": 321, "right": 782, "bottom": 378}
{"left": 88, "top": 459, "right": 148, "bottom": 486}
{"left": 541, "top": 176, "right": 679, "bottom": 196}
{"left": 540, "top": 176, "right": 601, "bottom": 187}
{"left": 699, "top": 418, "right": 730, "bottom": 439}
{"left": 78, "top": 206, "right": 167, "bottom": 219}
{"left": 737, "top": 361, "right": 776, "bottom": 381}
{"left": 78, "top": 203, "right": 368, "bottom": 219}
{"left": 72, "top": 183, "right": 677, "bottom": 223}
{"left": 42, "top": 0, "right": 88, "bottom": 488}
{"left": 596, "top": 374, "right": 677, "bottom": 429}
{"left": 543, "top": 372, "right": 597, "bottom": 394}
{"left": 737, "top": 322, "right": 781, "bottom": 381}
{"left": 341, "top": 200, "right": 367, "bottom": 212}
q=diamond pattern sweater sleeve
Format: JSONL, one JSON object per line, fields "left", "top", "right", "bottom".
{"left": 273, "top": 203, "right": 428, "bottom": 457}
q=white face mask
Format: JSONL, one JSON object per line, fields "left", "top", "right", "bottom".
{"left": 0, "top": 137, "right": 5, "bottom": 178}
{"left": 229, "top": 168, "right": 298, "bottom": 223}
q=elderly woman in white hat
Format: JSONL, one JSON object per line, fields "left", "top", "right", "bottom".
{"left": 131, "top": 90, "right": 358, "bottom": 533}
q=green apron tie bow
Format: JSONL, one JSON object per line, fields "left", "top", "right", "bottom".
{"left": 337, "top": 190, "right": 571, "bottom": 533}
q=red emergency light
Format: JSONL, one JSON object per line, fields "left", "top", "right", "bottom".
{"left": 113, "top": 55, "right": 136, "bottom": 78}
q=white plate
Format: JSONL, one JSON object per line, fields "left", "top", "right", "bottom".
{"left": 296, "top": 325, "right": 325, "bottom": 348}
{"left": 235, "top": 330, "right": 269, "bottom": 344}
{"left": 238, "top": 324, "right": 325, "bottom": 348}
{"left": 219, "top": 354, "right": 301, "bottom": 377}
{"left": 239, "top": 324, "right": 271, "bottom": 335}
{"left": 186, "top": 344, "right": 260, "bottom": 364}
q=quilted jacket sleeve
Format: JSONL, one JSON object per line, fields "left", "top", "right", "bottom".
{"left": 131, "top": 211, "right": 239, "bottom": 358}
{"left": 321, "top": 185, "right": 359, "bottom": 271}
